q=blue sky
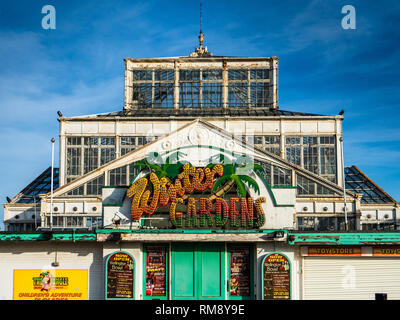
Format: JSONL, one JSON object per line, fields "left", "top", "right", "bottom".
{"left": 1, "top": 0, "right": 400, "bottom": 228}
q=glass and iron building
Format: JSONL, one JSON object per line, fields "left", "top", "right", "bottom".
{"left": 2, "top": 41, "right": 399, "bottom": 300}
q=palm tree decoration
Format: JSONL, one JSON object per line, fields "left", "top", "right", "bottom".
{"left": 134, "top": 151, "right": 187, "bottom": 181}
{"left": 209, "top": 154, "right": 265, "bottom": 199}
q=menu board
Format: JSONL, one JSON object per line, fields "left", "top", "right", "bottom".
{"left": 263, "top": 253, "right": 290, "bottom": 300}
{"left": 146, "top": 246, "right": 167, "bottom": 297}
{"left": 106, "top": 252, "right": 134, "bottom": 299}
{"left": 229, "top": 246, "right": 250, "bottom": 296}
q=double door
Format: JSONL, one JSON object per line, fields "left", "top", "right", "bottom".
{"left": 171, "top": 243, "right": 225, "bottom": 300}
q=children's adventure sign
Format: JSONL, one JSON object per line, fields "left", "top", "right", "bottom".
{"left": 126, "top": 157, "right": 267, "bottom": 229}
{"left": 13, "top": 269, "right": 88, "bottom": 300}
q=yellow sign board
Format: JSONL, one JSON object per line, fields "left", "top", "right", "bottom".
{"left": 13, "top": 269, "right": 88, "bottom": 300}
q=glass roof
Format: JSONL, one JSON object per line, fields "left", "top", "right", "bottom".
{"left": 345, "top": 166, "right": 395, "bottom": 203}
{"left": 15, "top": 167, "right": 59, "bottom": 203}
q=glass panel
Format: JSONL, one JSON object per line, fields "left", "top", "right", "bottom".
{"left": 265, "top": 136, "right": 280, "bottom": 145}
{"left": 285, "top": 137, "right": 300, "bottom": 145}
{"left": 84, "top": 148, "right": 98, "bottom": 174}
{"left": 250, "top": 82, "right": 269, "bottom": 107}
{"left": 320, "top": 147, "right": 336, "bottom": 175}
{"left": 228, "top": 69, "right": 248, "bottom": 80}
{"left": 100, "top": 137, "right": 115, "bottom": 146}
{"left": 255, "top": 160, "right": 272, "bottom": 185}
{"left": 66, "top": 148, "right": 81, "bottom": 176}
{"left": 316, "top": 184, "right": 334, "bottom": 195}
{"left": 132, "top": 70, "right": 152, "bottom": 81}
{"left": 202, "top": 83, "right": 222, "bottom": 108}
{"left": 297, "top": 175, "right": 315, "bottom": 195}
{"left": 179, "top": 70, "right": 200, "bottom": 81}
{"left": 250, "top": 69, "right": 269, "bottom": 79}
{"left": 303, "top": 146, "right": 318, "bottom": 174}
{"left": 273, "top": 166, "right": 292, "bottom": 186}
{"left": 153, "top": 83, "right": 174, "bottom": 108}
{"left": 297, "top": 217, "right": 315, "bottom": 231}
{"left": 121, "top": 137, "right": 136, "bottom": 145}
{"left": 86, "top": 175, "right": 104, "bottom": 195}
{"left": 84, "top": 137, "right": 98, "bottom": 146}
{"left": 320, "top": 136, "right": 335, "bottom": 144}
{"left": 67, "top": 185, "right": 84, "bottom": 196}
{"left": 109, "top": 166, "right": 127, "bottom": 186}
{"left": 286, "top": 147, "right": 301, "bottom": 165}
{"left": 100, "top": 148, "right": 115, "bottom": 166}
{"left": 228, "top": 83, "right": 248, "bottom": 107}
{"left": 179, "top": 82, "right": 200, "bottom": 108}
{"left": 202, "top": 69, "right": 222, "bottom": 80}
{"left": 133, "top": 83, "right": 152, "bottom": 108}
{"left": 154, "top": 69, "right": 174, "bottom": 81}
{"left": 67, "top": 137, "right": 81, "bottom": 145}
{"left": 129, "top": 163, "right": 139, "bottom": 184}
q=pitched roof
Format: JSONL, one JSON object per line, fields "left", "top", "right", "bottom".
{"left": 345, "top": 165, "right": 396, "bottom": 203}
{"left": 11, "top": 167, "right": 59, "bottom": 204}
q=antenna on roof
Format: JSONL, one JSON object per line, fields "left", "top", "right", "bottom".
{"left": 190, "top": 0, "right": 212, "bottom": 57}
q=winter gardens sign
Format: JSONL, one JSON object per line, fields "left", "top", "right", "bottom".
{"left": 125, "top": 152, "right": 266, "bottom": 229}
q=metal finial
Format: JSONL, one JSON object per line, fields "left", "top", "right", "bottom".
{"left": 190, "top": 0, "right": 212, "bottom": 57}
{"left": 199, "top": 0, "right": 203, "bottom": 48}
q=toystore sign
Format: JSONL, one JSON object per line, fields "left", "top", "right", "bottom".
{"left": 308, "top": 246, "right": 362, "bottom": 256}
{"left": 106, "top": 251, "right": 134, "bottom": 300}
{"left": 146, "top": 246, "right": 167, "bottom": 297}
{"left": 263, "top": 253, "right": 291, "bottom": 300}
{"left": 373, "top": 246, "right": 400, "bottom": 256}
{"left": 13, "top": 269, "right": 88, "bottom": 300}
{"left": 126, "top": 163, "right": 266, "bottom": 228}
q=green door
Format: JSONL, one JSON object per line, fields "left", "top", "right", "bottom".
{"left": 171, "top": 243, "right": 225, "bottom": 300}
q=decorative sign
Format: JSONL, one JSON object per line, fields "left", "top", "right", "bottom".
{"left": 308, "top": 246, "right": 362, "bottom": 256}
{"left": 146, "top": 247, "right": 167, "bottom": 297}
{"left": 373, "top": 247, "right": 400, "bottom": 256}
{"left": 229, "top": 246, "right": 250, "bottom": 296}
{"left": 106, "top": 251, "right": 134, "bottom": 299}
{"left": 126, "top": 162, "right": 266, "bottom": 229}
{"left": 263, "top": 253, "right": 290, "bottom": 300}
{"left": 13, "top": 269, "right": 88, "bottom": 300}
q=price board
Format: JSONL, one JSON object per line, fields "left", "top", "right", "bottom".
{"left": 263, "top": 253, "right": 290, "bottom": 300}
{"left": 106, "top": 251, "right": 134, "bottom": 300}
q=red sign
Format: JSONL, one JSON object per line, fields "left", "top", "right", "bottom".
{"left": 146, "top": 247, "right": 167, "bottom": 297}
{"left": 230, "top": 246, "right": 250, "bottom": 296}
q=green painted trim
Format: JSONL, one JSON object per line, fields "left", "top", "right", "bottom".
{"left": 261, "top": 252, "right": 292, "bottom": 300}
{"left": 288, "top": 232, "right": 400, "bottom": 246}
{"left": 105, "top": 250, "right": 135, "bottom": 300}
{"left": 0, "top": 232, "right": 96, "bottom": 242}
{"left": 227, "top": 243, "right": 254, "bottom": 300}
{"left": 257, "top": 174, "right": 294, "bottom": 208}
{"left": 95, "top": 228, "right": 283, "bottom": 234}
{"left": 142, "top": 244, "right": 169, "bottom": 300}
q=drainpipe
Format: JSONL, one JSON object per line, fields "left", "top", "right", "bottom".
{"left": 339, "top": 136, "right": 348, "bottom": 231}
{"left": 50, "top": 138, "right": 55, "bottom": 230}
